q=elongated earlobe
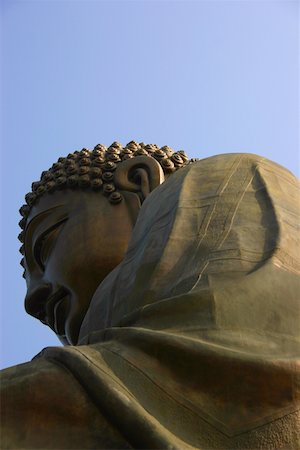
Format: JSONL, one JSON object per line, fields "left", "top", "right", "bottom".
{"left": 114, "top": 156, "right": 165, "bottom": 202}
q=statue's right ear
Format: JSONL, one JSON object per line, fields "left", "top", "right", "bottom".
{"left": 114, "top": 156, "right": 165, "bottom": 202}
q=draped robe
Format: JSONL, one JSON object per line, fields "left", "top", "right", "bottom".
{"left": 1, "top": 153, "right": 300, "bottom": 449}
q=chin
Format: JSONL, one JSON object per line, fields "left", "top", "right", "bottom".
{"left": 61, "top": 293, "right": 94, "bottom": 345}
{"left": 57, "top": 334, "right": 69, "bottom": 346}
{"left": 65, "top": 313, "right": 85, "bottom": 346}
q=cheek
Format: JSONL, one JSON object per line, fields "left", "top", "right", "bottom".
{"left": 44, "top": 217, "right": 128, "bottom": 297}
{"left": 45, "top": 231, "right": 105, "bottom": 290}
{"left": 43, "top": 231, "right": 79, "bottom": 282}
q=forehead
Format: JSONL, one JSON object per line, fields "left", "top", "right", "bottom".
{"left": 27, "top": 189, "right": 106, "bottom": 223}
{"left": 25, "top": 189, "right": 110, "bottom": 239}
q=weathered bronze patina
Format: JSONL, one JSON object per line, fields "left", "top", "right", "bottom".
{"left": 1, "top": 143, "right": 299, "bottom": 449}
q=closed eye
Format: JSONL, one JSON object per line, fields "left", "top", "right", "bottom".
{"left": 34, "top": 218, "right": 68, "bottom": 270}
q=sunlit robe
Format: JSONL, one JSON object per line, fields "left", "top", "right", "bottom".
{"left": 2, "top": 153, "right": 299, "bottom": 449}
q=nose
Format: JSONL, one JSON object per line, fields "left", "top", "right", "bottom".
{"left": 25, "top": 283, "right": 52, "bottom": 322}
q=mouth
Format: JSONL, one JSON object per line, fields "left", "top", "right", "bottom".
{"left": 45, "top": 288, "right": 69, "bottom": 337}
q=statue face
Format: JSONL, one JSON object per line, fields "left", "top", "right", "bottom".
{"left": 24, "top": 189, "right": 137, "bottom": 345}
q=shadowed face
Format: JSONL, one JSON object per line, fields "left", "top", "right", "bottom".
{"left": 24, "top": 189, "right": 138, "bottom": 345}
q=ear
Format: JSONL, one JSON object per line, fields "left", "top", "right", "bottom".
{"left": 114, "top": 156, "right": 165, "bottom": 201}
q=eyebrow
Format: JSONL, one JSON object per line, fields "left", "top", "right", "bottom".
{"left": 24, "top": 204, "right": 68, "bottom": 270}
{"left": 33, "top": 217, "right": 68, "bottom": 269}
{"left": 26, "top": 205, "right": 66, "bottom": 233}
{"left": 24, "top": 206, "right": 68, "bottom": 260}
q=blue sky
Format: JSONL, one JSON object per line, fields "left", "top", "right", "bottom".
{"left": 1, "top": 0, "right": 299, "bottom": 368}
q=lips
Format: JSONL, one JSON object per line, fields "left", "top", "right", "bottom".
{"left": 45, "top": 288, "right": 69, "bottom": 336}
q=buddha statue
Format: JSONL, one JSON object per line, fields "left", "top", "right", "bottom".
{"left": 1, "top": 142, "right": 299, "bottom": 449}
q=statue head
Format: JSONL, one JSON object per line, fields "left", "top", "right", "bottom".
{"left": 18, "top": 141, "right": 190, "bottom": 345}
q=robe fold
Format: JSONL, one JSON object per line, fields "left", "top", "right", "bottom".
{"left": 1, "top": 153, "right": 300, "bottom": 449}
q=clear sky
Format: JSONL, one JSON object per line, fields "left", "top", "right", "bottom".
{"left": 1, "top": 0, "right": 299, "bottom": 369}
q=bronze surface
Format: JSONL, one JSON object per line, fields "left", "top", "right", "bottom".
{"left": 1, "top": 149, "right": 299, "bottom": 449}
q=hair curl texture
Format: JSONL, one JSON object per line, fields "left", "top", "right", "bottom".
{"left": 18, "top": 141, "right": 194, "bottom": 276}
